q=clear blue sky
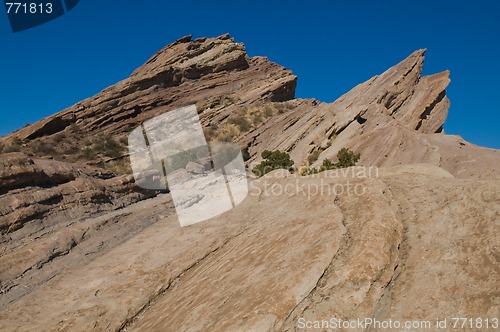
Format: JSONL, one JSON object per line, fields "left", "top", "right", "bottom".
{"left": 1, "top": 0, "right": 499, "bottom": 148}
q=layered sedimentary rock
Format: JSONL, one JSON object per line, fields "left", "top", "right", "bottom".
{"left": 0, "top": 34, "right": 499, "bottom": 331}
{"left": 2, "top": 35, "right": 498, "bottom": 181}
{"left": 0, "top": 152, "right": 153, "bottom": 235}
{"left": 241, "top": 49, "right": 498, "bottom": 179}
{"left": 8, "top": 34, "right": 296, "bottom": 142}
{"left": 1, "top": 167, "right": 498, "bottom": 331}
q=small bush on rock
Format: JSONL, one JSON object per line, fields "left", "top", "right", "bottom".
{"left": 301, "top": 148, "right": 360, "bottom": 175}
{"left": 252, "top": 150, "right": 294, "bottom": 177}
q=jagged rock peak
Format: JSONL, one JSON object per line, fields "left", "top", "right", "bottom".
{"left": 130, "top": 33, "right": 249, "bottom": 81}
{"left": 6, "top": 34, "right": 297, "bottom": 142}
{"left": 377, "top": 48, "right": 451, "bottom": 134}
{"left": 331, "top": 47, "right": 450, "bottom": 134}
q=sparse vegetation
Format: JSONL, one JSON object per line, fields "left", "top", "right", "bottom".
{"left": 163, "top": 146, "right": 207, "bottom": 172}
{"left": 204, "top": 102, "right": 296, "bottom": 143}
{"left": 70, "top": 123, "right": 81, "bottom": 136}
{"left": 108, "top": 159, "right": 133, "bottom": 175}
{"left": 0, "top": 137, "right": 25, "bottom": 154}
{"left": 31, "top": 142, "right": 57, "bottom": 156}
{"left": 262, "top": 105, "right": 274, "bottom": 117}
{"left": 209, "top": 95, "right": 237, "bottom": 108}
{"left": 227, "top": 114, "right": 252, "bottom": 132}
{"left": 336, "top": 147, "right": 361, "bottom": 168}
{"left": 3, "top": 144, "right": 21, "bottom": 153}
{"left": 301, "top": 148, "right": 361, "bottom": 175}
{"left": 252, "top": 150, "right": 294, "bottom": 177}
{"left": 64, "top": 144, "right": 80, "bottom": 155}
{"left": 52, "top": 133, "right": 66, "bottom": 143}
{"left": 218, "top": 125, "right": 239, "bottom": 142}
{"left": 307, "top": 150, "right": 322, "bottom": 165}
{"left": 11, "top": 137, "right": 22, "bottom": 145}
{"left": 249, "top": 110, "right": 264, "bottom": 126}
{"left": 81, "top": 146, "right": 96, "bottom": 159}
{"left": 274, "top": 101, "right": 295, "bottom": 114}
{"left": 94, "top": 133, "right": 122, "bottom": 159}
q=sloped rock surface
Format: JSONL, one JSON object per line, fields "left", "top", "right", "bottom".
{"left": 0, "top": 152, "right": 153, "bottom": 235}
{"left": 240, "top": 49, "right": 498, "bottom": 179}
{"left": 6, "top": 34, "right": 296, "bottom": 143}
{"left": 1, "top": 36, "right": 497, "bottom": 181}
{"left": 0, "top": 167, "right": 498, "bottom": 331}
{"left": 0, "top": 34, "right": 498, "bottom": 331}
{"left": 0, "top": 34, "right": 299, "bottom": 238}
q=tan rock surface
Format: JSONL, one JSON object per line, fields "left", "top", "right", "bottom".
{"left": 240, "top": 49, "right": 499, "bottom": 179}
{"left": 0, "top": 167, "right": 498, "bottom": 331}
{"left": 0, "top": 35, "right": 499, "bottom": 331}
{"left": 0, "top": 152, "right": 154, "bottom": 235}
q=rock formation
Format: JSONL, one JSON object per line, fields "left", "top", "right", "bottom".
{"left": 240, "top": 49, "right": 498, "bottom": 179}
{"left": 0, "top": 34, "right": 498, "bottom": 331}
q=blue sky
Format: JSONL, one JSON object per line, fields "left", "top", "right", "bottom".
{"left": 1, "top": 0, "right": 499, "bottom": 148}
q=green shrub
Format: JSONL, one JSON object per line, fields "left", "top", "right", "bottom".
{"left": 320, "top": 158, "right": 336, "bottom": 171}
{"left": 301, "top": 167, "right": 320, "bottom": 176}
{"left": 275, "top": 102, "right": 294, "bottom": 114}
{"left": 252, "top": 150, "right": 294, "bottom": 177}
{"left": 301, "top": 148, "right": 360, "bottom": 176}
{"left": 336, "top": 147, "right": 360, "bottom": 168}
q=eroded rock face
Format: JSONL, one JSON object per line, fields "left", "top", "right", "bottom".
{"left": 0, "top": 152, "right": 153, "bottom": 234}
{"left": 0, "top": 167, "right": 498, "bottom": 331}
{"left": 0, "top": 35, "right": 498, "bottom": 331}
{"left": 1, "top": 35, "right": 497, "bottom": 181}
{"left": 7, "top": 34, "right": 297, "bottom": 143}
{"left": 0, "top": 34, "right": 298, "bottom": 236}
{"left": 240, "top": 49, "right": 499, "bottom": 179}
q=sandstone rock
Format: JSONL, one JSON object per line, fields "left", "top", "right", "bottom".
{"left": 0, "top": 35, "right": 498, "bottom": 331}
{"left": 1, "top": 36, "right": 496, "bottom": 180}
{"left": 0, "top": 153, "right": 153, "bottom": 234}
{"left": 0, "top": 167, "right": 498, "bottom": 331}
{"left": 3, "top": 34, "right": 297, "bottom": 147}
{"left": 240, "top": 49, "right": 499, "bottom": 179}
{"left": 0, "top": 153, "right": 46, "bottom": 192}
